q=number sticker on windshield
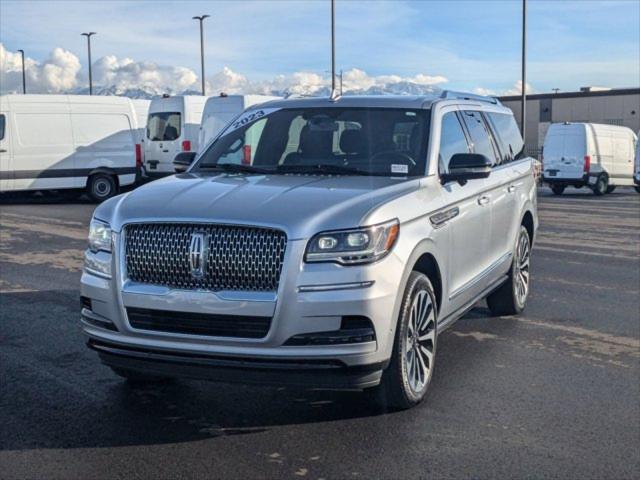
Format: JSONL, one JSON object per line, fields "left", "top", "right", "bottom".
{"left": 220, "top": 108, "right": 281, "bottom": 137}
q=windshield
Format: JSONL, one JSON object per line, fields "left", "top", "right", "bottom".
{"left": 194, "top": 107, "right": 430, "bottom": 177}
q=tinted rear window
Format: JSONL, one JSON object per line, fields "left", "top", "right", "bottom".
{"left": 461, "top": 111, "right": 499, "bottom": 164}
{"left": 147, "top": 112, "right": 181, "bottom": 141}
{"left": 0, "top": 114, "right": 5, "bottom": 140}
{"left": 486, "top": 112, "right": 524, "bottom": 164}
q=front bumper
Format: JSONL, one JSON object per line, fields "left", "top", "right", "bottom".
{"left": 88, "top": 338, "right": 385, "bottom": 388}
{"left": 81, "top": 236, "right": 405, "bottom": 388}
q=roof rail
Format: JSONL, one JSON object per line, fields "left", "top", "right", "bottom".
{"left": 439, "top": 90, "right": 501, "bottom": 105}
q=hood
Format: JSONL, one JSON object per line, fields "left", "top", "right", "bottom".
{"left": 98, "top": 173, "right": 420, "bottom": 239}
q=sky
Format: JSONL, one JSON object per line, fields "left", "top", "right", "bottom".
{"left": 0, "top": 0, "right": 639, "bottom": 95}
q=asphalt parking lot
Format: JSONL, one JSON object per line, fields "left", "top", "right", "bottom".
{"left": 1, "top": 187, "right": 639, "bottom": 479}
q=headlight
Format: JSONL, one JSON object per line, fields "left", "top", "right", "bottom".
{"left": 305, "top": 219, "right": 399, "bottom": 265}
{"left": 88, "top": 219, "right": 112, "bottom": 253}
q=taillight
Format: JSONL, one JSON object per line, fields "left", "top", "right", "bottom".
{"left": 135, "top": 144, "right": 142, "bottom": 167}
{"left": 584, "top": 155, "right": 591, "bottom": 174}
{"left": 182, "top": 140, "right": 191, "bottom": 152}
{"left": 242, "top": 145, "right": 252, "bottom": 165}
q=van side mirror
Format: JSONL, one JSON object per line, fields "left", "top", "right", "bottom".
{"left": 441, "top": 153, "right": 492, "bottom": 185}
{"left": 173, "top": 152, "right": 197, "bottom": 173}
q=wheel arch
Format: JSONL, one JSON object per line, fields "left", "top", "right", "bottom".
{"left": 85, "top": 167, "right": 120, "bottom": 190}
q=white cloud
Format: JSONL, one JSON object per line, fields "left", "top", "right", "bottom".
{"left": 1, "top": 44, "right": 448, "bottom": 98}
{"left": 473, "top": 81, "right": 535, "bottom": 97}
{"left": 0, "top": 43, "right": 81, "bottom": 93}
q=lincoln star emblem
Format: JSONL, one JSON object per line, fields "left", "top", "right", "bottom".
{"left": 189, "top": 232, "right": 208, "bottom": 278}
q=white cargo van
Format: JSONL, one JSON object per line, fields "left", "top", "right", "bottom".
{"left": 542, "top": 122, "right": 637, "bottom": 195}
{"left": 131, "top": 99, "right": 150, "bottom": 174}
{"left": 143, "top": 95, "right": 208, "bottom": 177}
{"left": 0, "top": 94, "right": 141, "bottom": 201}
{"left": 197, "top": 94, "right": 281, "bottom": 154}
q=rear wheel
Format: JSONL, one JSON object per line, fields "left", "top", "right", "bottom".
{"left": 87, "top": 173, "right": 117, "bottom": 202}
{"left": 487, "top": 226, "right": 531, "bottom": 316}
{"left": 635, "top": 186, "right": 640, "bottom": 194}
{"left": 551, "top": 184, "right": 565, "bottom": 195}
{"left": 593, "top": 174, "right": 608, "bottom": 196}
{"left": 110, "top": 367, "right": 171, "bottom": 384}
{"left": 606, "top": 185, "right": 616, "bottom": 194}
{"left": 379, "top": 272, "right": 437, "bottom": 410}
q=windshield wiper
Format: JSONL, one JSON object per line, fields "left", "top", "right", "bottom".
{"left": 276, "top": 164, "right": 374, "bottom": 176}
{"left": 200, "top": 163, "right": 274, "bottom": 174}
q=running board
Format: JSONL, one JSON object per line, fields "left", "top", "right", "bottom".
{"left": 437, "top": 274, "right": 509, "bottom": 333}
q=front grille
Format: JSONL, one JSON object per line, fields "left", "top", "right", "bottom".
{"left": 125, "top": 223, "right": 287, "bottom": 292}
{"left": 127, "top": 307, "right": 271, "bottom": 338}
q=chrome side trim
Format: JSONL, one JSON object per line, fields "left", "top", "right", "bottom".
{"left": 297, "top": 281, "right": 375, "bottom": 293}
{"left": 448, "top": 252, "right": 512, "bottom": 301}
{"left": 429, "top": 207, "right": 460, "bottom": 228}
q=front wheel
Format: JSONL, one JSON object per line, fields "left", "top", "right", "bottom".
{"left": 487, "top": 226, "right": 531, "bottom": 316}
{"left": 592, "top": 174, "right": 608, "bottom": 196}
{"left": 380, "top": 272, "right": 437, "bottom": 410}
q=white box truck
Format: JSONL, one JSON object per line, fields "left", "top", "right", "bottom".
{"left": 197, "top": 94, "right": 281, "bottom": 155}
{"left": 143, "top": 95, "right": 208, "bottom": 177}
{"left": 0, "top": 94, "right": 142, "bottom": 201}
{"left": 542, "top": 122, "right": 638, "bottom": 195}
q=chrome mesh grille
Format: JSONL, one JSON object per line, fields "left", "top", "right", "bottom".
{"left": 125, "top": 223, "right": 287, "bottom": 292}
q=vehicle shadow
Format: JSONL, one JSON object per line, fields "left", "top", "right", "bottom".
{"left": 1, "top": 288, "right": 502, "bottom": 451}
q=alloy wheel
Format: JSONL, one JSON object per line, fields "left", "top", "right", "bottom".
{"left": 405, "top": 289, "right": 436, "bottom": 393}
{"left": 514, "top": 231, "right": 530, "bottom": 306}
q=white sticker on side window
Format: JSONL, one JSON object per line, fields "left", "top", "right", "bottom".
{"left": 220, "top": 108, "right": 281, "bottom": 137}
{"left": 391, "top": 164, "right": 409, "bottom": 174}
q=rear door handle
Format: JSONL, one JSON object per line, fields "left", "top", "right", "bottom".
{"left": 162, "top": 149, "right": 169, "bottom": 153}
{"left": 0, "top": 149, "right": 6, "bottom": 153}
{"left": 507, "top": 185, "right": 516, "bottom": 193}
{"left": 477, "top": 195, "right": 490, "bottom": 206}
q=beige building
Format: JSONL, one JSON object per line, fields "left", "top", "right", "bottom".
{"left": 499, "top": 87, "right": 640, "bottom": 157}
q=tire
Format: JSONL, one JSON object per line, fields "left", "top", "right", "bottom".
{"left": 551, "top": 184, "right": 565, "bottom": 195}
{"left": 379, "top": 271, "right": 437, "bottom": 410}
{"left": 487, "top": 225, "right": 531, "bottom": 316}
{"left": 110, "top": 366, "right": 171, "bottom": 384}
{"left": 592, "top": 174, "right": 608, "bottom": 196}
{"left": 635, "top": 186, "right": 640, "bottom": 194}
{"left": 605, "top": 186, "right": 616, "bottom": 194}
{"left": 87, "top": 173, "right": 117, "bottom": 202}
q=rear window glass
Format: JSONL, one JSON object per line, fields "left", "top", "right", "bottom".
{"left": 461, "top": 111, "right": 499, "bottom": 165}
{"left": 147, "top": 112, "right": 181, "bottom": 141}
{"left": 486, "top": 112, "right": 525, "bottom": 163}
{"left": 0, "top": 114, "right": 5, "bottom": 140}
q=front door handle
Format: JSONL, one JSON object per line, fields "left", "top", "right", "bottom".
{"left": 477, "top": 195, "right": 490, "bottom": 206}
{"left": 0, "top": 149, "right": 6, "bottom": 153}
{"left": 507, "top": 185, "right": 516, "bottom": 193}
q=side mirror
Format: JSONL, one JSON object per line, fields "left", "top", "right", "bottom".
{"left": 441, "top": 153, "right": 492, "bottom": 185}
{"left": 173, "top": 152, "right": 197, "bottom": 173}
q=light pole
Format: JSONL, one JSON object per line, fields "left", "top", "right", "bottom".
{"left": 330, "top": 0, "right": 337, "bottom": 98}
{"left": 192, "top": 15, "right": 210, "bottom": 96}
{"left": 81, "top": 32, "right": 96, "bottom": 95}
{"left": 521, "top": 0, "right": 527, "bottom": 144}
{"left": 17, "top": 49, "right": 26, "bottom": 94}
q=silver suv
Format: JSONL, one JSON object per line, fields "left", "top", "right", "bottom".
{"left": 81, "top": 92, "right": 537, "bottom": 409}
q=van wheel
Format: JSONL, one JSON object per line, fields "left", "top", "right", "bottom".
{"left": 592, "top": 175, "right": 608, "bottom": 196}
{"left": 88, "top": 173, "right": 117, "bottom": 202}
{"left": 551, "top": 185, "right": 565, "bottom": 195}
{"left": 635, "top": 186, "right": 640, "bottom": 194}
{"left": 487, "top": 226, "right": 531, "bottom": 316}
{"left": 379, "top": 271, "right": 437, "bottom": 410}
{"left": 110, "top": 367, "right": 171, "bottom": 384}
{"left": 606, "top": 186, "right": 616, "bottom": 194}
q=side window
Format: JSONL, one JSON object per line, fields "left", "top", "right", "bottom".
{"left": 438, "top": 112, "right": 469, "bottom": 173}
{"left": 461, "top": 111, "right": 499, "bottom": 165}
{"left": 486, "top": 112, "right": 525, "bottom": 163}
{"left": 0, "top": 114, "right": 5, "bottom": 141}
